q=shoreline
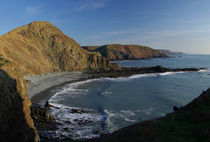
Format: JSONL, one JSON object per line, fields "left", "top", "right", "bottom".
{"left": 26, "top": 66, "right": 206, "bottom": 106}
{"left": 25, "top": 72, "right": 92, "bottom": 105}
{"left": 26, "top": 66, "right": 206, "bottom": 141}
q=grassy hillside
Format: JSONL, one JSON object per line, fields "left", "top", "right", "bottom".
{"left": 0, "top": 21, "right": 111, "bottom": 75}
{"left": 83, "top": 44, "right": 167, "bottom": 60}
{"left": 0, "top": 21, "right": 114, "bottom": 142}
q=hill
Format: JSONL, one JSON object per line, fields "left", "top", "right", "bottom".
{"left": 0, "top": 21, "right": 111, "bottom": 75}
{"left": 82, "top": 44, "right": 167, "bottom": 60}
{"left": 0, "top": 21, "right": 207, "bottom": 142}
{"left": 0, "top": 21, "right": 114, "bottom": 142}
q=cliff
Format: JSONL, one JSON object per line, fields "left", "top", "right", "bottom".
{"left": 158, "top": 49, "right": 184, "bottom": 55}
{"left": 0, "top": 57, "right": 39, "bottom": 142}
{"left": 0, "top": 21, "right": 110, "bottom": 75}
{"left": 0, "top": 21, "right": 207, "bottom": 142}
{"left": 82, "top": 44, "right": 167, "bottom": 60}
{"left": 0, "top": 21, "right": 112, "bottom": 142}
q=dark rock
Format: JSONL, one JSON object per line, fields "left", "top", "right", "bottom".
{"left": 94, "top": 130, "right": 101, "bottom": 134}
{"left": 173, "top": 106, "right": 179, "bottom": 112}
{"left": 86, "top": 66, "right": 201, "bottom": 79}
{"left": 30, "top": 105, "right": 58, "bottom": 131}
{"left": 71, "top": 108, "right": 81, "bottom": 113}
{"left": 64, "top": 127, "right": 70, "bottom": 131}
{"left": 45, "top": 101, "right": 50, "bottom": 108}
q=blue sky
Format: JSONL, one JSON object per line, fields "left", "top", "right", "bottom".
{"left": 1, "top": 0, "right": 210, "bottom": 54}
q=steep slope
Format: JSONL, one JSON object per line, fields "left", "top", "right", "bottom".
{"left": 83, "top": 44, "right": 167, "bottom": 60}
{"left": 0, "top": 21, "right": 113, "bottom": 142}
{"left": 0, "top": 56, "right": 39, "bottom": 142}
{"left": 0, "top": 21, "right": 110, "bottom": 75}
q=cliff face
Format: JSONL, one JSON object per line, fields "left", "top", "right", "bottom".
{"left": 0, "top": 21, "right": 112, "bottom": 141}
{"left": 158, "top": 49, "right": 184, "bottom": 55}
{"left": 0, "top": 58, "right": 39, "bottom": 142}
{"left": 83, "top": 44, "right": 167, "bottom": 60}
{"left": 0, "top": 21, "right": 110, "bottom": 75}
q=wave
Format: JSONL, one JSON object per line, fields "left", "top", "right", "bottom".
{"left": 159, "top": 72, "right": 174, "bottom": 76}
{"left": 104, "top": 109, "right": 139, "bottom": 132}
{"left": 47, "top": 104, "right": 108, "bottom": 140}
{"left": 106, "top": 71, "right": 186, "bottom": 81}
{"left": 49, "top": 71, "right": 187, "bottom": 103}
{"left": 124, "top": 117, "right": 136, "bottom": 123}
{"left": 198, "top": 68, "right": 209, "bottom": 72}
{"left": 49, "top": 78, "right": 101, "bottom": 102}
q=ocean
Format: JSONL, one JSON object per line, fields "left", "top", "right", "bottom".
{"left": 48, "top": 54, "right": 210, "bottom": 140}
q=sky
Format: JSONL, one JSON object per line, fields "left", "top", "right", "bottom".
{"left": 0, "top": 0, "right": 210, "bottom": 54}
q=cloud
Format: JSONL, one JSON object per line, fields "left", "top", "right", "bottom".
{"left": 79, "top": 1, "right": 105, "bottom": 10}
{"left": 85, "top": 24, "right": 210, "bottom": 46}
{"left": 25, "top": 6, "right": 41, "bottom": 16}
{"left": 89, "top": 24, "right": 210, "bottom": 40}
{"left": 70, "top": 0, "right": 110, "bottom": 11}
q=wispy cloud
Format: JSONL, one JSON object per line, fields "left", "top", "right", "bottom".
{"left": 79, "top": 1, "right": 105, "bottom": 10}
{"left": 25, "top": 6, "right": 41, "bottom": 16}
{"left": 89, "top": 28, "right": 143, "bottom": 39}
{"left": 70, "top": 0, "right": 110, "bottom": 12}
{"left": 86, "top": 24, "right": 210, "bottom": 45}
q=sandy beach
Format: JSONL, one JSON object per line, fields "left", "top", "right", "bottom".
{"left": 24, "top": 72, "right": 90, "bottom": 105}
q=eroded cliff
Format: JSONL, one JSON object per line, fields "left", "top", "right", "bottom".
{"left": 0, "top": 57, "right": 39, "bottom": 142}
{"left": 83, "top": 44, "right": 167, "bottom": 60}
{"left": 0, "top": 21, "right": 112, "bottom": 142}
{"left": 0, "top": 21, "right": 110, "bottom": 75}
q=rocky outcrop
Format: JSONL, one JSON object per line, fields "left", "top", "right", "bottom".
{"left": 0, "top": 21, "right": 113, "bottom": 142}
{"left": 30, "top": 105, "right": 57, "bottom": 131}
{"left": 86, "top": 65, "right": 202, "bottom": 78}
{"left": 83, "top": 44, "right": 167, "bottom": 60}
{"left": 0, "top": 59, "right": 39, "bottom": 142}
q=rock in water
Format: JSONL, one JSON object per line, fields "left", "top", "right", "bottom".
{"left": 31, "top": 105, "right": 57, "bottom": 131}
{"left": 45, "top": 101, "right": 50, "bottom": 108}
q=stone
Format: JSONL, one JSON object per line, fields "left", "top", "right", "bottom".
{"left": 173, "top": 106, "right": 179, "bottom": 112}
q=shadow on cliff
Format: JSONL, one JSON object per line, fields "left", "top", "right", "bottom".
{"left": 0, "top": 69, "right": 37, "bottom": 142}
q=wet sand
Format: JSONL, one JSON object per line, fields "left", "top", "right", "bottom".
{"left": 24, "top": 72, "right": 91, "bottom": 105}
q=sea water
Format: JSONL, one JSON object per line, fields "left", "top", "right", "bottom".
{"left": 48, "top": 54, "right": 210, "bottom": 139}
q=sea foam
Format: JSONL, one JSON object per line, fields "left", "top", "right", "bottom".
{"left": 47, "top": 104, "right": 108, "bottom": 140}
{"left": 48, "top": 70, "right": 185, "bottom": 139}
